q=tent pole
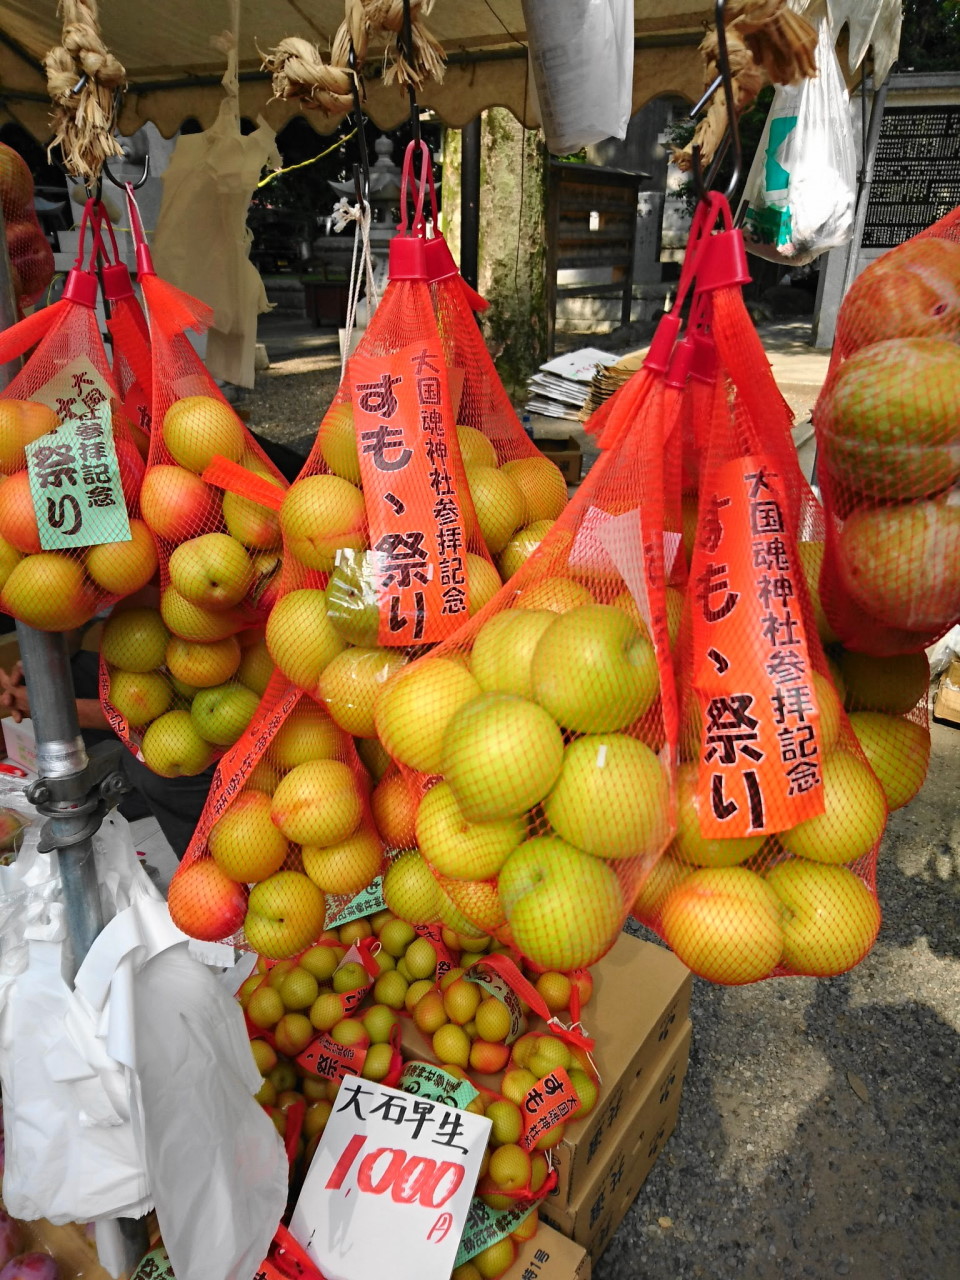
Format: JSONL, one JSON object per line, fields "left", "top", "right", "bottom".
{"left": 0, "top": 199, "right": 148, "bottom": 1274}
{"left": 460, "top": 116, "right": 481, "bottom": 290}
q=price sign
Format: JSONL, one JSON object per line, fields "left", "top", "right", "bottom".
{"left": 290, "top": 1076, "right": 491, "bottom": 1280}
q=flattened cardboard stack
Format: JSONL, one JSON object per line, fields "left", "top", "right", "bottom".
{"left": 400, "top": 933, "right": 693, "bottom": 1262}
{"left": 579, "top": 349, "right": 646, "bottom": 421}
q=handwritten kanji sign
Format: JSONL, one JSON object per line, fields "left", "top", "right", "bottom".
{"left": 25, "top": 357, "right": 130, "bottom": 551}
{"left": 691, "top": 455, "right": 825, "bottom": 837}
{"left": 351, "top": 344, "right": 470, "bottom": 646}
{"left": 290, "top": 1075, "right": 490, "bottom": 1280}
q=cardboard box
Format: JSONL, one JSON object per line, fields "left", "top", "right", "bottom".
{"left": 502, "top": 1222, "right": 591, "bottom": 1280}
{"left": 540, "top": 1021, "right": 692, "bottom": 1255}
{"left": 2, "top": 714, "right": 37, "bottom": 774}
{"left": 933, "top": 658, "right": 960, "bottom": 727}
{"left": 535, "top": 436, "right": 582, "bottom": 484}
{"left": 400, "top": 935, "right": 692, "bottom": 1205}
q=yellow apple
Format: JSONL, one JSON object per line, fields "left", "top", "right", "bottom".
{"left": 458, "top": 425, "right": 497, "bottom": 469}
{"left": 467, "top": 552, "right": 502, "bottom": 614}
{"left": 162, "top": 395, "right": 246, "bottom": 475}
{"left": 190, "top": 682, "right": 260, "bottom": 747}
{"left": 302, "top": 828, "right": 382, "bottom": 894}
{"left": 513, "top": 576, "right": 592, "bottom": 613}
{"left": 470, "top": 608, "right": 555, "bottom": 700}
{"left": 0, "top": 553, "right": 97, "bottom": 630}
{"left": 270, "top": 703, "right": 346, "bottom": 770}
{"left": 244, "top": 870, "right": 327, "bottom": 958}
{"left": 317, "top": 645, "right": 408, "bottom": 737}
{"left": 442, "top": 692, "right": 564, "bottom": 822}
{"left": 109, "top": 669, "right": 172, "bottom": 727}
{"left": 139, "top": 465, "right": 223, "bottom": 544}
{"left": 166, "top": 635, "right": 241, "bottom": 688}
{"left": 279, "top": 474, "right": 366, "bottom": 571}
{"left": 835, "top": 648, "right": 930, "bottom": 715}
{"left": 501, "top": 456, "right": 568, "bottom": 523}
{"left": 382, "top": 849, "right": 442, "bottom": 925}
{"left": 440, "top": 875, "right": 507, "bottom": 932}
{"left": 167, "top": 859, "right": 248, "bottom": 941}
{"left": 222, "top": 481, "right": 284, "bottom": 551}
{"left": 356, "top": 735, "right": 391, "bottom": 781}
{"left": 318, "top": 401, "right": 361, "bottom": 484}
{"left": 630, "top": 856, "right": 693, "bottom": 919}
{"left": 766, "top": 859, "right": 880, "bottom": 976}
{"left": 237, "top": 637, "right": 274, "bottom": 695}
{"left": 417, "top": 779, "right": 524, "bottom": 879}
{"left": 374, "top": 657, "right": 482, "bottom": 775}
{"left": 209, "top": 790, "right": 290, "bottom": 882}
{"left": 778, "top": 750, "right": 886, "bottom": 865}
{"left": 169, "top": 532, "right": 254, "bottom": 611}
{"left": 371, "top": 770, "right": 418, "bottom": 850}
{"left": 85, "top": 519, "right": 158, "bottom": 596}
{"left": 271, "top": 758, "right": 362, "bottom": 846}
{"left": 0, "top": 534, "right": 21, "bottom": 591}
{"left": 140, "top": 709, "right": 216, "bottom": 777}
{"left": 543, "top": 732, "right": 671, "bottom": 860}
{"left": 661, "top": 866, "right": 784, "bottom": 984}
{"left": 497, "top": 520, "right": 554, "bottom": 581}
{"left": 467, "top": 466, "right": 524, "bottom": 554}
{"left": 265, "top": 588, "right": 347, "bottom": 694}
{"left": 670, "top": 762, "right": 763, "bottom": 867}
{"left": 0, "top": 399, "right": 58, "bottom": 474}
{"left": 101, "top": 607, "right": 169, "bottom": 672}
{"left": 797, "top": 541, "right": 838, "bottom": 644}
{"left": 848, "top": 711, "right": 930, "bottom": 810}
{"left": 160, "top": 585, "right": 243, "bottom": 643}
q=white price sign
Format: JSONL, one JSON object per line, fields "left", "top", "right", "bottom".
{"left": 290, "top": 1075, "right": 491, "bottom": 1280}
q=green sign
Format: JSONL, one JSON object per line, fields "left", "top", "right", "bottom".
{"left": 454, "top": 1197, "right": 537, "bottom": 1267}
{"left": 398, "top": 1060, "right": 478, "bottom": 1111}
{"left": 324, "top": 875, "right": 385, "bottom": 928}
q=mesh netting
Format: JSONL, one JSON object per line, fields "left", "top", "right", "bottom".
{"left": 0, "top": 143, "right": 54, "bottom": 311}
{"left": 0, "top": 209, "right": 149, "bottom": 632}
{"left": 814, "top": 205, "right": 960, "bottom": 655}
{"left": 106, "top": 271, "right": 289, "bottom": 774}
{"left": 169, "top": 678, "right": 384, "bottom": 953}
{"left": 632, "top": 273, "right": 888, "bottom": 983}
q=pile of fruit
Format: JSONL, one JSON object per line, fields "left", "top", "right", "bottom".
{"left": 0, "top": 143, "right": 54, "bottom": 311}
{"left": 235, "top": 908, "right": 600, "bottom": 1280}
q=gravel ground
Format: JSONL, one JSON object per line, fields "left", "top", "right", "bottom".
{"left": 244, "top": 315, "right": 960, "bottom": 1280}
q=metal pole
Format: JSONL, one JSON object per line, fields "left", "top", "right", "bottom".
{"left": 460, "top": 117, "right": 482, "bottom": 290}
{"left": 841, "top": 72, "right": 891, "bottom": 298}
{"left": 0, "top": 192, "right": 147, "bottom": 1272}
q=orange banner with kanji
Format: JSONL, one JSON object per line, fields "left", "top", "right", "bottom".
{"left": 350, "top": 342, "right": 470, "bottom": 646}
{"left": 691, "top": 454, "right": 826, "bottom": 838}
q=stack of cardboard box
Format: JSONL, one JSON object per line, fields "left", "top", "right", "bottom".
{"left": 401, "top": 933, "right": 693, "bottom": 1266}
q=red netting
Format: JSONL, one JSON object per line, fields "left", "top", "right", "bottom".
{"left": 103, "top": 268, "right": 289, "bottom": 774}
{"left": 0, "top": 203, "right": 149, "bottom": 632}
{"left": 632, "top": 219, "right": 889, "bottom": 984}
{"left": 814, "top": 205, "right": 960, "bottom": 655}
{"left": 169, "top": 677, "right": 384, "bottom": 954}
{"left": 0, "top": 143, "right": 54, "bottom": 311}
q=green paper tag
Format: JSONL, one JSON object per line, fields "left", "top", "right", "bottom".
{"left": 25, "top": 357, "right": 130, "bottom": 551}
{"left": 398, "top": 1060, "right": 479, "bottom": 1111}
{"left": 131, "top": 1247, "right": 175, "bottom": 1280}
{"left": 324, "top": 874, "right": 385, "bottom": 928}
{"left": 454, "top": 1197, "right": 537, "bottom": 1267}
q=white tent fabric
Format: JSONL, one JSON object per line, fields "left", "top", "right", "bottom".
{"left": 0, "top": 0, "right": 900, "bottom": 143}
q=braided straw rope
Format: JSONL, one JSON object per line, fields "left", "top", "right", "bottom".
{"left": 44, "top": 0, "right": 126, "bottom": 183}
{"left": 331, "top": 0, "right": 445, "bottom": 90}
{"left": 260, "top": 36, "right": 355, "bottom": 117}
{"left": 673, "top": 0, "right": 817, "bottom": 172}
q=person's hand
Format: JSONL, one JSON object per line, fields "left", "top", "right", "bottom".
{"left": 0, "top": 663, "right": 29, "bottom": 723}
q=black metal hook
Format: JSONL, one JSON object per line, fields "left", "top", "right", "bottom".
{"left": 102, "top": 152, "right": 150, "bottom": 190}
{"left": 348, "top": 42, "right": 371, "bottom": 206}
{"left": 689, "top": 0, "right": 743, "bottom": 206}
{"left": 400, "top": 0, "right": 421, "bottom": 147}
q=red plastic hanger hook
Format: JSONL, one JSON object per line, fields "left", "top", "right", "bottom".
{"left": 396, "top": 139, "right": 431, "bottom": 236}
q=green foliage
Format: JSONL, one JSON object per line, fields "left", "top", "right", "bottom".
{"left": 899, "top": 0, "right": 960, "bottom": 71}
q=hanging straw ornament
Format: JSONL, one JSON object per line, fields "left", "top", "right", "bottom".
{"left": 673, "top": 0, "right": 817, "bottom": 172}
{"left": 43, "top": 0, "right": 126, "bottom": 184}
{"left": 332, "top": 0, "right": 445, "bottom": 90}
{"left": 260, "top": 37, "right": 355, "bottom": 116}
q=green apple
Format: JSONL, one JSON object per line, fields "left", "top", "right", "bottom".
{"left": 498, "top": 520, "right": 554, "bottom": 581}
{"left": 501, "top": 456, "right": 568, "bottom": 524}
{"left": 160, "top": 585, "right": 243, "bottom": 643}
{"left": 835, "top": 648, "right": 930, "bottom": 715}
{"left": 670, "top": 762, "right": 763, "bottom": 867}
{"left": 374, "top": 657, "right": 482, "bottom": 775}
{"left": 244, "top": 870, "right": 327, "bottom": 959}
{"left": 442, "top": 692, "right": 564, "bottom": 822}
{"left": 140, "top": 709, "right": 216, "bottom": 777}
{"left": 514, "top": 576, "right": 593, "bottom": 613}
{"left": 166, "top": 635, "right": 242, "bottom": 688}
{"left": 779, "top": 750, "right": 886, "bottom": 865}
{"left": 766, "top": 859, "right": 880, "bottom": 976}
{"left": 270, "top": 758, "right": 362, "bottom": 846}
{"left": 270, "top": 703, "right": 346, "bottom": 770}
{"left": 498, "top": 836, "right": 622, "bottom": 970}
{"left": 237, "top": 637, "right": 274, "bottom": 695}
{"left": 467, "top": 553, "right": 503, "bottom": 614}
{"left": 109, "top": 669, "right": 172, "bottom": 727}
{"left": 543, "top": 732, "right": 670, "bottom": 860}
{"left": 302, "top": 828, "right": 382, "bottom": 895}
{"left": 848, "top": 711, "right": 930, "bottom": 810}
{"left": 317, "top": 645, "right": 408, "bottom": 737}
{"left": 382, "top": 849, "right": 441, "bottom": 925}
{"left": 190, "top": 682, "right": 260, "bottom": 746}
{"left": 457, "top": 425, "right": 498, "bottom": 470}
{"left": 162, "top": 394, "right": 246, "bottom": 475}
{"left": 467, "top": 467, "right": 524, "bottom": 554}
{"left": 531, "top": 603, "right": 659, "bottom": 732}
{"left": 100, "top": 607, "right": 170, "bottom": 673}
{"left": 279, "top": 473, "right": 367, "bottom": 572}
{"left": 318, "top": 402, "right": 361, "bottom": 483}
{"left": 168, "top": 532, "right": 254, "bottom": 610}
{"left": 265, "top": 588, "right": 347, "bottom": 694}
{"left": 416, "top": 780, "right": 524, "bottom": 880}
{"left": 470, "top": 609, "right": 555, "bottom": 700}
{"left": 325, "top": 551, "right": 379, "bottom": 646}
{"left": 661, "top": 866, "right": 784, "bottom": 984}
{"left": 209, "top": 790, "right": 289, "bottom": 882}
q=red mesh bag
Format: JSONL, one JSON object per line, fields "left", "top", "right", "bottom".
{"left": 169, "top": 677, "right": 385, "bottom": 958}
{"left": 106, "top": 258, "right": 288, "bottom": 774}
{"left": 632, "top": 197, "right": 887, "bottom": 984}
{"left": 0, "top": 142, "right": 54, "bottom": 311}
{"left": 0, "top": 200, "right": 152, "bottom": 632}
{"left": 814, "top": 205, "right": 960, "bottom": 655}
{"left": 103, "top": 188, "right": 154, "bottom": 445}
{"left": 369, "top": 335, "right": 682, "bottom": 974}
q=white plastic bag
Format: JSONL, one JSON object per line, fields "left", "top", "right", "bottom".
{"left": 739, "top": 15, "right": 857, "bottom": 265}
{"left": 521, "top": 0, "right": 633, "bottom": 155}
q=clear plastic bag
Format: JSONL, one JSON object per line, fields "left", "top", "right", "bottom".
{"left": 739, "top": 16, "right": 857, "bottom": 265}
